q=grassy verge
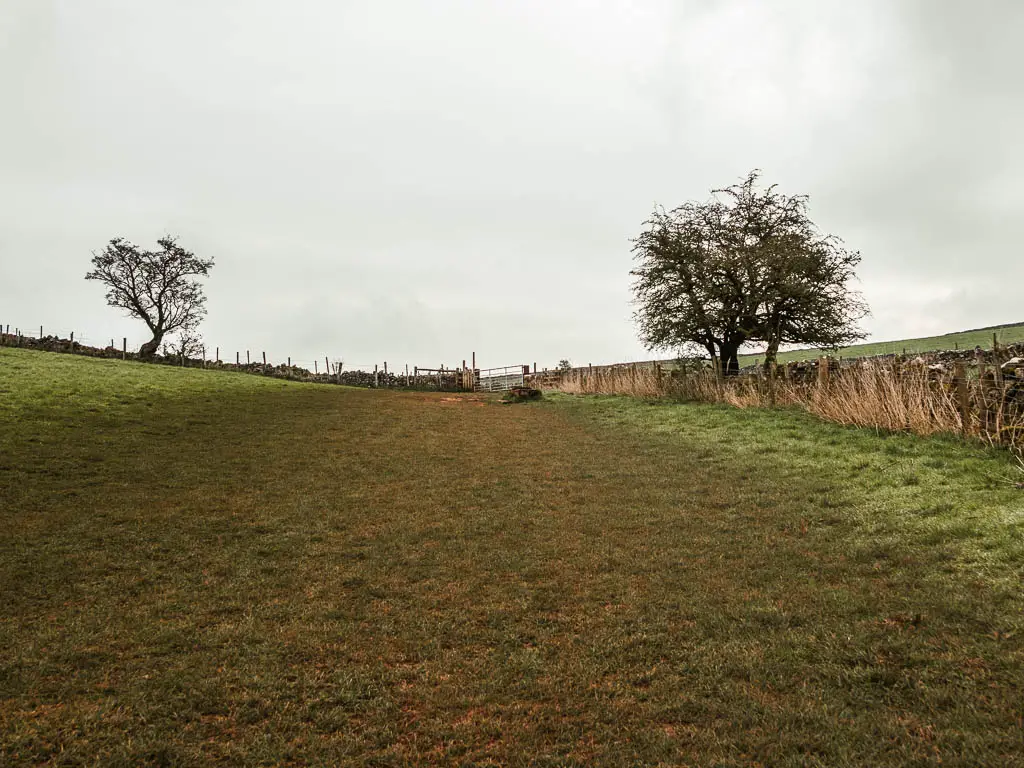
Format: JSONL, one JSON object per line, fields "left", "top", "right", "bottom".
{"left": 2, "top": 348, "right": 1024, "bottom": 766}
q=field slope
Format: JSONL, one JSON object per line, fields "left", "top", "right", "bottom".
{"left": 2, "top": 347, "right": 1024, "bottom": 766}
{"left": 737, "top": 320, "right": 1024, "bottom": 367}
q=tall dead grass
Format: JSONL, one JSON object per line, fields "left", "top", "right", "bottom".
{"left": 807, "top": 363, "right": 963, "bottom": 436}
{"left": 544, "top": 362, "right": 1024, "bottom": 447}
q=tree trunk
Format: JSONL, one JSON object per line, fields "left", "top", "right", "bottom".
{"left": 720, "top": 341, "right": 741, "bottom": 376}
{"left": 762, "top": 337, "right": 781, "bottom": 374}
{"left": 139, "top": 330, "right": 163, "bottom": 357}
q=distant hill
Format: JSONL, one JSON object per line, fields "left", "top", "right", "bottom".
{"left": 736, "top": 321, "right": 1024, "bottom": 367}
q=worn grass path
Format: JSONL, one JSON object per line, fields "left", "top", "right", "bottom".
{"left": 2, "top": 348, "right": 1024, "bottom": 766}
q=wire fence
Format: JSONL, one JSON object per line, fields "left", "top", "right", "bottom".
{"left": 0, "top": 322, "right": 487, "bottom": 392}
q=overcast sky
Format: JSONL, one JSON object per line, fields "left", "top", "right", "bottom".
{"left": 2, "top": 1, "right": 1021, "bottom": 370}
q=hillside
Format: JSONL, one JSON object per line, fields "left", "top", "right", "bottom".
{"left": 3, "top": 346, "right": 1024, "bottom": 764}
{"left": 736, "top": 320, "right": 1024, "bottom": 367}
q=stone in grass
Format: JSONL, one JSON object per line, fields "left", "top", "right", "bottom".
{"left": 501, "top": 387, "right": 542, "bottom": 403}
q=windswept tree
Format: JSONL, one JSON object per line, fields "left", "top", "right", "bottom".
{"left": 86, "top": 236, "right": 214, "bottom": 356}
{"left": 632, "top": 171, "right": 867, "bottom": 374}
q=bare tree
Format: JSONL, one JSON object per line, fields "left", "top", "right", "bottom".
{"left": 162, "top": 330, "right": 204, "bottom": 360}
{"left": 632, "top": 171, "right": 867, "bottom": 375}
{"left": 86, "top": 236, "right": 214, "bottom": 356}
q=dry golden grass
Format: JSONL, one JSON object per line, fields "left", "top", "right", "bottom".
{"left": 546, "top": 361, "right": 1024, "bottom": 447}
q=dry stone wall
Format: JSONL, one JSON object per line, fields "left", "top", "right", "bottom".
{"left": 0, "top": 332, "right": 462, "bottom": 390}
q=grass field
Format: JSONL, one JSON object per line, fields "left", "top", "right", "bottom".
{"left": 3, "top": 347, "right": 1024, "bottom": 766}
{"left": 736, "top": 321, "right": 1024, "bottom": 368}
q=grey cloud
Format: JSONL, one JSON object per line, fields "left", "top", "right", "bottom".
{"left": 2, "top": 0, "right": 1021, "bottom": 367}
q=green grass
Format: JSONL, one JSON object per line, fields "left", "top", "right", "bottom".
{"left": 737, "top": 321, "right": 1024, "bottom": 368}
{"left": 3, "top": 347, "right": 1024, "bottom": 766}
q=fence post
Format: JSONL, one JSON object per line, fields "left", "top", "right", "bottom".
{"left": 246, "top": 350, "right": 250, "bottom": 365}
{"left": 287, "top": 356, "right": 290, "bottom": 367}
{"left": 216, "top": 346, "right": 219, "bottom": 363}
{"left": 978, "top": 362, "right": 991, "bottom": 435}
{"left": 202, "top": 346, "right": 206, "bottom": 368}
{"left": 70, "top": 331, "right": 74, "bottom": 353}
{"left": 374, "top": 364, "right": 379, "bottom": 388}
{"left": 122, "top": 338, "right": 127, "bottom": 360}
{"left": 954, "top": 362, "right": 969, "bottom": 437}
{"left": 325, "top": 356, "right": 329, "bottom": 375}
{"left": 40, "top": 325, "right": 43, "bottom": 340}
{"left": 818, "top": 357, "right": 830, "bottom": 388}
{"left": 314, "top": 359, "right": 318, "bottom": 375}
{"left": 262, "top": 351, "right": 266, "bottom": 367}
{"left": 236, "top": 351, "right": 240, "bottom": 365}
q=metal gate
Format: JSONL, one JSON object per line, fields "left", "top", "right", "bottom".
{"left": 475, "top": 365, "right": 526, "bottom": 392}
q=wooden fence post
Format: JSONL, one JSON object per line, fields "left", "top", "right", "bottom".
{"left": 978, "top": 362, "right": 990, "bottom": 435}
{"left": 246, "top": 350, "right": 250, "bottom": 365}
{"left": 374, "top": 364, "right": 379, "bottom": 388}
{"left": 262, "top": 351, "right": 266, "bottom": 367}
{"left": 314, "top": 360, "right": 318, "bottom": 375}
{"left": 818, "top": 357, "right": 830, "bottom": 387}
{"left": 325, "top": 356, "right": 329, "bottom": 375}
{"left": 216, "top": 346, "right": 219, "bottom": 363}
{"left": 69, "top": 331, "right": 74, "bottom": 352}
{"left": 202, "top": 346, "right": 206, "bottom": 368}
{"left": 954, "top": 362, "right": 969, "bottom": 437}
{"left": 122, "top": 338, "right": 127, "bottom": 360}
{"left": 40, "top": 325, "right": 43, "bottom": 340}
{"left": 236, "top": 351, "right": 240, "bottom": 365}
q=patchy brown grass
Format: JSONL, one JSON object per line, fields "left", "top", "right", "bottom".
{"left": 2, "top": 348, "right": 1024, "bottom": 766}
